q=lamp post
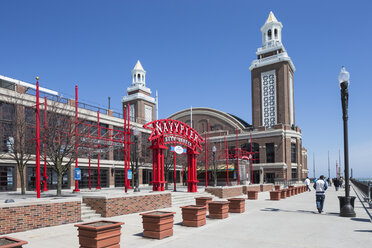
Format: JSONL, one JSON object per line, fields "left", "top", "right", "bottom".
{"left": 133, "top": 127, "right": 140, "bottom": 192}
{"left": 212, "top": 145, "right": 217, "bottom": 187}
{"left": 338, "top": 66, "right": 356, "bottom": 217}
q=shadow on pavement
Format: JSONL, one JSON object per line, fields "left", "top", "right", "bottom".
{"left": 354, "top": 230, "right": 372, "bottom": 233}
{"left": 351, "top": 218, "right": 371, "bottom": 223}
{"left": 261, "top": 208, "right": 341, "bottom": 215}
{"left": 133, "top": 232, "right": 144, "bottom": 237}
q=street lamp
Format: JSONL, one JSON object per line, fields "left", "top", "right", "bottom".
{"left": 212, "top": 145, "right": 217, "bottom": 187}
{"left": 338, "top": 66, "right": 356, "bottom": 217}
{"left": 133, "top": 127, "right": 140, "bottom": 192}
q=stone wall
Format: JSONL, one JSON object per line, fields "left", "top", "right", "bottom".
{"left": 260, "top": 184, "right": 274, "bottom": 192}
{"left": 0, "top": 199, "right": 81, "bottom": 235}
{"left": 83, "top": 192, "right": 171, "bottom": 217}
{"left": 205, "top": 186, "right": 243, "bottom": 198}
{"left": 242, "top": 185, "right": 261, "bottom": 194}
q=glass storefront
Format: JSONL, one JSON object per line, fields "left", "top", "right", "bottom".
{"left": 78, "top": 168, "right": 109, "bottom": 188}
{"left": 26, "top": 167, "right": 70, "bottom": 191}
{"left": 0, "top": 165, "right": 15, "bottom": 191}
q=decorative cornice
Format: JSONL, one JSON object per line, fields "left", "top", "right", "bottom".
{"left": 250, "top": 52, "right": 296, "bottom": 72}
{"left": 122, "top": 92, "right": 156, "bottom": 104}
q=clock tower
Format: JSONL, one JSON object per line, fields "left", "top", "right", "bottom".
{"left": 250, "top": 11, "right": 296, "bottom": 129}
{"left": 122, "top": 60, "right": 156, "bottom": 124}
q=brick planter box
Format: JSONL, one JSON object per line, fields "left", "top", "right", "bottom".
{"left": 0, "top": 236, "right": 28, "bottom": 248}
{"left": 205, "top": 186, "right": 243, "bottom": 198}
{"left": 208, "top": 201, "right": 229, "bottom": 219}
{"left": 180, "top": 205, "right": 207, "bottom": 227}
{"left": 270, "top": 191, "right": 281, "bottom": 201}
{"left": 286, "top": 188, "right": 292, "bottom": 197}
{"left": 0, "top": 198, "right": 81, "bottom": 235}
{"left": 274, "top": 185, "right": 281, "bottom": 191}
{"left": 280, "top": 189, "right": 287, "bottom": 199}
{"left": 227, "top": 198, "right": 246, "bottom": 213}
{"left": 75, "top": 220, "right": 124, "bottom": 248}
{"left": 195, "top": 197, "right": 213, "bottom": 210}
{"left": 247, "top": 191, "right": 258, "bottom": 200}
{"left": 83, "top": 192, "right": 171, "bottom": 217}
{"left": 140, "top": 211, "right": 175, "bottom": 239}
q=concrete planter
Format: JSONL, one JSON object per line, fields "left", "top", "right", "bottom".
{"left": 74, "top": 220, "right": 124, "bottom": 248}
{"left": 180, "top": 205, "right": 207, "bottom": 227}
{"left": 0, "top": 236, "right": 28, "bottom": 248}
{"left": 140, "top": 211, "right": 175, "bottom": 239}
{"left": 247, "top": 191, "right": 258, "bottom": 200}
{"left": 274, "top": 185, "right": 281, "bottom": 191}
{"left": 270, "top": 191, "right": 281, "bottom": 201}
{"left": 195, "top": 197, "right": 213, "bottom": 210}
{"left": 280, "top": 189, "right": 287, "bottom": 199}
{"left": 227, "top": 198, "right": 246, "bottom": 213}
{"left": 208, "top": 201, "right": 230, "bottom": 219}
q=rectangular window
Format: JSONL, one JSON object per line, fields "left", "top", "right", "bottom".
{"left": 289, "top": 74, "right": 294, "bottom": 125}
{"left": 266, "top": 143, "right": 275, "bottom": 163}
{"left": 129, "top": 104, "right": 135, "bottom": 122}
{"left": 261, "top": 70, "right": 277, "bottom": 128}
{"left": 292, "top": 168, "right": 297, "bottom": 179}
{"left": 145, "top": 105, "right": 152, "bottom": 123}
{"left": 291, "top": 143, "right": 296, "bottom": 163}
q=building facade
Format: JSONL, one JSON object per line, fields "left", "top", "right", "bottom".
{"left": 0, "top": 12, "right": 307, "bottom": 192}
{"left": 168, "top": 12, "right": 308, "bottom": 184}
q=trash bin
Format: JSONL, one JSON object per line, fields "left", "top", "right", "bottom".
{"left": 338, "top": 196, "right": 356, "bottom": 210}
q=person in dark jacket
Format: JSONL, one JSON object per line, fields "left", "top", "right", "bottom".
{"left": 333, "top": 178, "right": 340, "bottom": 191}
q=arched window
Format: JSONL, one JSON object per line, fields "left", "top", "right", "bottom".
{"left": 267, "top": 29, "right": 272, "bottom": 40}
{"left": 137, "top": 74, "right": 141, "bottom": 82}
{"left": 274, "top": 29, "right": 278, "bottom": 38}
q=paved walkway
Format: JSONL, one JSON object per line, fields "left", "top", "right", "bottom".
{"left": 4, "top": 185, "right": 372, "bottom": 248}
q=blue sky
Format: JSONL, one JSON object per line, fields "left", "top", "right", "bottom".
{"left": 1, "top": 0, "right": 371, "bottom": 178}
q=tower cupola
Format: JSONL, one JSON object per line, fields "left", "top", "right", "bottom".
{"left": 132, "top": 60, "right": 146, "bottom": 87}
{"left": 261, "top": 11, "right": 283, "bottom": 49}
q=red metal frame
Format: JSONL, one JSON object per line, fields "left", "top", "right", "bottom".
{"left": 143, "top": 119, "right": 204, "bottom": 192}
{"left": 32, "top": 82, "right": 130, "bottom": 198}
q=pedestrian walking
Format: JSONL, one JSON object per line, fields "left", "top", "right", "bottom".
{"left": 304, "top": 177, "right": 311, "bottom": 192}
{"left": 339, "top": 177, "right": 344, "bottom": 188}
{"left": 313, "top": 175, "right": 328, "bottom": 213}
{"left": 333, "top": 178, "right": 340, "bottom": 191}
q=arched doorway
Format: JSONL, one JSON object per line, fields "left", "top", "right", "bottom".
{"left": 143, "top": 119, "right": 204, "bottom": 192}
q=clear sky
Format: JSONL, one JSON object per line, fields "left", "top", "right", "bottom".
{"left": 1, "top": 0, "right": 371, "bottom": 178}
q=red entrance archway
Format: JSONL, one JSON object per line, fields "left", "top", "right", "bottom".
{"left": 143, "top": 119, "right": 204, "bottom": 192}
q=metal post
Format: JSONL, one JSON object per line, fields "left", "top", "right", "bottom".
{"left": 96, "top": 111, "right": 101, "bottom": 190}
{"left": 89, "top": 152, "right": 91, "bottom": 190}
{"left": 173, "top": 142, "right": 177, "bottom": 191}
{"left": 43, "top": 97, "right": 48, "bottom": 191}
{"left": 338, "top": 69, "right": 356, "bottom": 217}
{"left": 74, "top": 85, "right": 80, "bottom": 192}
{"left": 225, "top": 136, "right": 229, "bottom": 186}
{"left": 124, "top": 107, "right": 127, "bottom": 193}
{"left": 213, "top": 149, "right": 217, "bottom": 187}
{"left": 35, "top": 79, "right": 41, "bottom": 198}
{"left": 236, "top": 128, "right": 240, "bottom": 185}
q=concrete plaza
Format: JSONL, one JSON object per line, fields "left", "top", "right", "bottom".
{"left": 3, "top": 184, "right": 372, "bottom": 248}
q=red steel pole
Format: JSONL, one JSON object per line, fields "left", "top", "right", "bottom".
{"left": 35, "top": 78, "right": 41, "bottom": 198}
{"left": 74, "top": 85, "right": 80, "bottom": 192}
{"left": 205, "top": 130, "right": 208, "bottom": 188}
{"left": 173, "top": 142, "right": 176, "bottom": 191}
{"left": 127, "top": 103, "right": 132, "bottom": 189}
{"left": 124, "top": 107, "right": 127, "bottom": 193}
{"left": 250, "top": 131, "right": 253, "bottom": 184}
{"left": 236, "top": 128, "right": 240, "bottom": 185}
{"left": 225, "top": 136, "right": 229, "bottom": 186}
{"left": 96, "top": 111, "right": 101, "bottom": 189}
{"left": 43, "top": 97, "right": 48, "bottom": 191}
{"left": 89, "top": 152, "right": 91, "bottom": 190}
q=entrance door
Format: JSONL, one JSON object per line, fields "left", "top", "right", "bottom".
{"left": 265, "top": 173, "right": 275, "bottom": 183}
{"left": 253, "top": 170, "right": 260, "bottom": 184}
